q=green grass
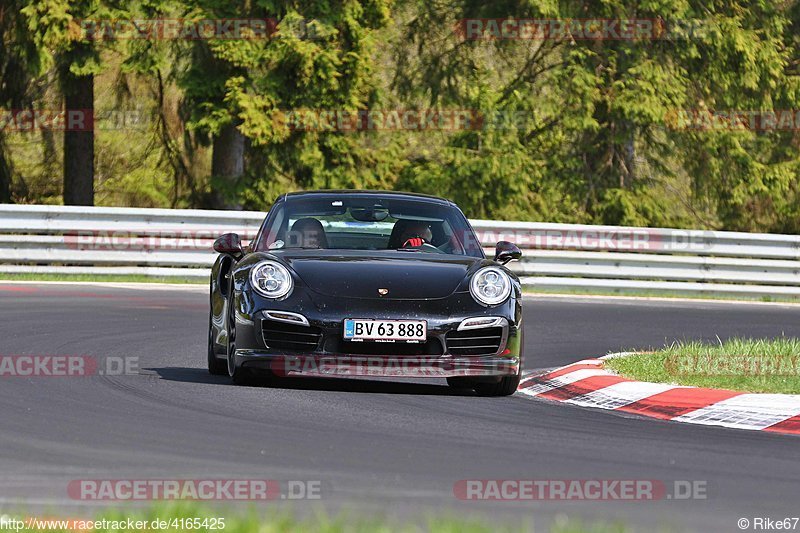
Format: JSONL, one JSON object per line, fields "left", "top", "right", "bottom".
{"left": 605, "top": 337, "right": 800, "bottom": 394}
{"left": 524, "top": 287, "right": 800, "bottom": 304}
{"left": 0, "top": 273, "right": 204, "bottom": 284}
{"left": 0, "top": 503, "right": 645, "bottom": 532}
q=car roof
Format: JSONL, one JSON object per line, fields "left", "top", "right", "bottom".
{"left": 282, "top": 190, "right": 452, "bottom": 205}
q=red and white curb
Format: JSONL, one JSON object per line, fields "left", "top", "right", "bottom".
{"left": 517, "top": 357, "right": 800, "bottom": 436}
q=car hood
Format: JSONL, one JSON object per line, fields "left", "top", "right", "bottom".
{"left": 272, "top": 250, "right": 485, "bottom": 300}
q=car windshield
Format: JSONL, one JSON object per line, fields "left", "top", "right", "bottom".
{"left": 255, "top": 195, "right": 483, "bottom": 258}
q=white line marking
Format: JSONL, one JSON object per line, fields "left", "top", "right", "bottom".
{"left": 565, "top": 381, "right": 677, "bottom": 410}
{"left": 517, "top": 368, "right": 608, "bottom": 397}
{"left": 672, "top": 393, "right": 800, "bottom": 430}
{"left": 600, "top": 352, "right": 636, "bottom": 360}
{"left": 518, "top": 359, "right": 800, "bottom": 435}
{"left": 570, "top": 359, "right": 604, "bottom": 366}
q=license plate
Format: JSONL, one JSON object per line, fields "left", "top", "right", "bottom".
{"left": 343, "top": 319, "right": 426, "bottom": 342}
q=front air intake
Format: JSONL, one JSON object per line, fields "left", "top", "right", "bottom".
{"left": 445, "top": 327, "right": 503, "bottom": 356}
{"left": 261, "top": 319, "right": 322, "bottom": 351}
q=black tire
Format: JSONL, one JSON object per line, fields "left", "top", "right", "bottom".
{"left": 446, "top": 377, "right": 475, "bottom": 389}
{"left": 473, "top": 374, "right": 520, "bottom": 397}
{"left": 226, "top": 295, "right": 252, "bottom": 385}
{"left": 207, "top": 310, "right": 228, "bottom": 375}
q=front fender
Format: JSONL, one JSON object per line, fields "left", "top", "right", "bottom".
{"left": 210, "top": 253, "right": 237, "bottom": 355}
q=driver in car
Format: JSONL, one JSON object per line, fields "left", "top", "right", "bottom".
{"left": 400, "top": 223, "right": 433, "bottom": 248}
{"left": 288, "top": 218, "right": 328, "bottom": 248}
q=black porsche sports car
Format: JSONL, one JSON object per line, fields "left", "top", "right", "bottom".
{"left": 208, "top": 190, "right": 524, "bottom": 396}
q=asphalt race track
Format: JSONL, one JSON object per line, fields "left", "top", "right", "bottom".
{"left": 1, "top": 283, "right": 799, "bottom": 532}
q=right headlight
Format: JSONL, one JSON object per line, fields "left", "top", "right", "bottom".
{"left": 470, "top": 266, "right": 512, "bottom": 306}
{"left": 250, "top": 261, "right": 293, "bottom": 299}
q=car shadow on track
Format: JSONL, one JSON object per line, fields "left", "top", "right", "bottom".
{"left": 148, "top": 366, "right": 477, "bottom": 396}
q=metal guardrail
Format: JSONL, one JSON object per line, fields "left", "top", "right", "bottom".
{"left": 1, "top": 204, "right": 799, "bottom": 298}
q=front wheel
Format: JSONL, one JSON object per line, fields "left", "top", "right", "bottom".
{"left": 473, "top": 374, "right": 520, "bottom": 397}
{"left": 456, "top": 329, "right": 524, "bottom": 396}
{"left": 446, "top": 377, "right": 474, "bottom": 389}
{"left": 207, "top": 310, "right": 227, "bottom": 375}
{"left": 446, "top": 373, "right": 520, "bottom": 396}
{"left": 226, "top": 296, "right": 252, "bottom": 385}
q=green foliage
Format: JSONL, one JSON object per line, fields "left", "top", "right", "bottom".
{"left": 4, "top": 0, "right": 800, "bottom": 233}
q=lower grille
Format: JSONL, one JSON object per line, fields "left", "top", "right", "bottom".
{"left": 261, "top": 319, "right": 322, "bottom": 351}
{"left": 446, "top": 327, "right": 503, "bottom": 356}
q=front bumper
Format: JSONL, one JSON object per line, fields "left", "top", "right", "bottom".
{"left": 237, "top": 351, "right": 519, "bottom": 378}
{"left": 232, "top": 292, "right": 522, "bottom": 378}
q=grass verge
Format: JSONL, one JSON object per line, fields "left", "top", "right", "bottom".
{"left": 0, "top": 502, "right": 638, "bottom": 532}
{"left": 605, "top": 337, "right": 800, "bottom": 394}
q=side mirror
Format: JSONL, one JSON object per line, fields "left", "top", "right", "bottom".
{"left": 213, "top": 233, "right": 243, "bottom": 257}
{"left": 494, "top": 241, "right": 521, "bottom": 265}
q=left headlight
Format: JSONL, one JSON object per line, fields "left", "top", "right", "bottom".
{"left": 470, "top": 266, "right": 512, "bottom": 306}
{"left": 250, "top": 261, "right": 293, "bottom": 299}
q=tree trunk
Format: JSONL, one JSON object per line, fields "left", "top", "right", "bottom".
{"left": 63, "top": 71, "right": 94, "bottom": 205}
{"left": 622, "top": 128, "right": 636, "bottom": 188}
{"left": 0, "top": 138, "right": 12, "bottom": 203}
{"left": 0, "top": 154, "right": 11, "bottom": 204}
{"left": 210, "top": 123, "right": 245, "bottom": 209}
